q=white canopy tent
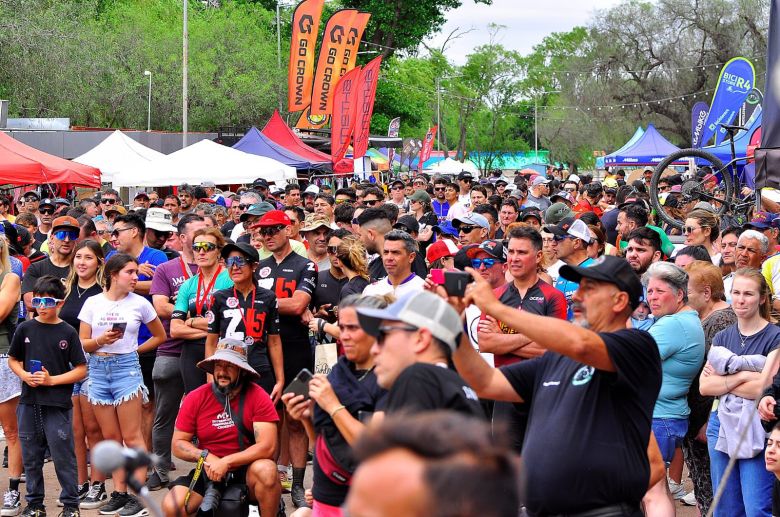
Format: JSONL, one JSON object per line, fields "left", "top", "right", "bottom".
{"left": 111, "top": 139, "right": 297, "bottom": 187}
{"left": 427, "top": 157, "right": 479, "bottom": 175}
{"left": 73, "top": 130, "right": 165, "bottom": 184}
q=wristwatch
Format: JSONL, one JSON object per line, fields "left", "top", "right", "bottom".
{"left": 200, "top": 449, "right": 209, "bottom": 460}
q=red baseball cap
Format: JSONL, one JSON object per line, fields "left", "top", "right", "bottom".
{"left": 252, "top": 210, "right": 291, "bottom": 227}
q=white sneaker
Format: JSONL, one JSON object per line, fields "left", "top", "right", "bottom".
{"left": 668, "top": 479, "right": 690, "bottom": 501}
{"left": 1, "top": 489, "right": 21, "bottom": 517}
{"left": 681, "top": 490, "right": 697, "bottom": 506}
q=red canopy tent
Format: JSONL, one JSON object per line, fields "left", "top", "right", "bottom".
{"left": 261, "top": 110, "right": 332, "bottom": 164}
{"left": 0, "top": 132, "right": 101, "bottom": 187}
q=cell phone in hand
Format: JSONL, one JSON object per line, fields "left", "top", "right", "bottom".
{"left": 430, "top": 269, "right": 445, "bottom": 285}
{"left": 29, "top": 360, "right": 42, "bottom": 373}
{"left": 283, "top": 368, "right": 313, "bottom": 400}
{"left": 111, "top": 322, "right": 127, "bottom": 338}
{"left": 443, "top": 271, "right": 472, "bottom": 297}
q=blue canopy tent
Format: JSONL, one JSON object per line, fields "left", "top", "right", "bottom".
{"left": 233, "top": 126, "right": 325, "bottom": 171}
{"left": 604, "top": 124, "right": 684, "bottom": 167}
{"left": 603, "top": 126, "right": 645, "bottom": 166}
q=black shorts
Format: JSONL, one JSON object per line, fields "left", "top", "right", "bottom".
{"left": 252, "top": 366, "right": 275, "bottom": 397}
{"left": 138, "top": 351, "right": 157, "bottom": 400}
{"left": 170, "top": 466, "right": 248, "bottom": 497}
{"left": 282, "top": 342, "right": 313, "bottom": 389}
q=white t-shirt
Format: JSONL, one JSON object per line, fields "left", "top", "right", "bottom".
{"left": 362, "top": 274, "right": 426, "bottom": 298}
{"left": 78, "top": 292, "right": 158, "bottom": 354}
{"left": 229, "top": 222, "right": 245, "bottom": 242}
{"left": 458, "top": 193, "right": 471, "bottom": 208}
{"left": 547, "top": 260, "right": 565, "bottom": 284}
{"left": 446, "top": 202, "right": 469, "bottom": 221}
{"left": 464, "top": 304, "right": 494, "bottom": 367}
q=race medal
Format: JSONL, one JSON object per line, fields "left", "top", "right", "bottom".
{"left": 244, "top": 336, "right": 254, "bottom": 346}
{"left": 226, "top": 297, "right": 239, "bottom": 309}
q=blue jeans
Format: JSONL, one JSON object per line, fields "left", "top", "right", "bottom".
{"left": 706, "top": 411, "right": 773, "bottom": 517}
{"left": 652, "top": 417, "right": 688, "bottom": 463}
{"left": 17, "top": 404, "right": 78, "bottom": 508}
{"left": 88, "top": 353, "right": 147, "bottom": 405}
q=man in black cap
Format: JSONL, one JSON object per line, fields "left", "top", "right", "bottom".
{"left": 456, "top": 172, "right": 474, "bottom": 208}
{"left": 454, "top": 255, "right": 662, "bottom": 517}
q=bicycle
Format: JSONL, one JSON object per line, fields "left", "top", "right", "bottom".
{"left": 649, "top": 124, "right": 757, "bottom": 230}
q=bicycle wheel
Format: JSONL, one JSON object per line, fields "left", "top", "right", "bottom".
{"left": 649, "top": 148, "right": 732, "bottom": 230}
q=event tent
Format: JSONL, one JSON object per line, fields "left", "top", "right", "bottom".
{"left": 233, "top": 127, "right": 318, "bottom": 171}
{"left": 603, "top": 124, "right": 682, "bottom": 167}
{"left": 427, "top": 157, "right": 480, "bottom": 175}
{"left": 603, "top": 127, "right": 645, "bottom": 165}
{"left": 261, "top": 111, "right": 332, "bottom": 167}
{"left": 73, "top": 130, "right": 165, "bottom": 184}
{"left": 111, "top": 139, "right": 296, "bottom": 187}
{"left": 0, "top": 131, "right": 101, "bottom": 187}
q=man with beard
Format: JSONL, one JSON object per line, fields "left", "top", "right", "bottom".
{"left": 431, "top": 177, "right": 449, "bottom": 223}
{"left": 178, "top": 186, "right": 196, "bottom": 215}
{"left": 21, "top": 216, "right": 78, "bottom": 310}
{"left": 625, "top": 227, "right": 662, "bottom": 276}
{"left": 145, "top": 208, "right": 180, "bottom": 260}
{"left": 300, "top": 214, "right": 332, "bottom": 271}
{"left": 550, "top": 218, "right": 595, "bottom": 320}
{"left": 34, "top": 198, "right": 56, "bottom": 246}
{"left": 357, "top": 208, "right": 427, "bottom": 281}
{"left": 163, "top": 340, "right": 280, "bottom": 517}
{"left": 616, "top": 203, "right": 649, "bottom": 247}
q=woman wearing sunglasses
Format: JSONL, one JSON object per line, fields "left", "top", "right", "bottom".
{"left": 0, "top": 234, "right": 22, "bottom": 516}
{"left": 170, "top": 228, "right": 233, "bottom": 392}
{"left": 284, "top": 295, "right": 389, "bottom": 515}
{"left": 59, "top": 240, "right": 107, "bottom": 507}
{"left": 77, "top": 253, "right": 165, "bottom": 515}
{"left": 684, "top": 209, "right": 721, "bottom": 264}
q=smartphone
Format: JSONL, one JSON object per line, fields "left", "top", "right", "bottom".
{"left": 111, "top": 322, "right": 127, "bottom": 338}
{"left": 430, "top": 269, "right": 445, "bottom": 285}
{"left": 443, "top": 271, "right": 472, "bottom": 297}
{"left": 29, "top": 360, "right": 42, "bottom": 373}
{"left": 283, "top": 368, "right": 313, "bottom": 400}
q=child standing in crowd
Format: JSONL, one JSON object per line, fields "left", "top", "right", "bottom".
{"left": 7, "top": 276, "right": 87, "bottom": 517}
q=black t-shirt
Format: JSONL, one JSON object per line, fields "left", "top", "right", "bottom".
{"left": 33, "top": 230, "right": 48, "bottom": 246}
{"left": 207, "top": 286, "right": 280, "bottom": 372}
{"left": 21, "top": 258, "right": 70, "bottom": 295}
{"left": 221, "top": 220, "right": 237, "bottom": 238}
{"left": 368, "top": 253, "right": 428, "bottom": 282}
{"left": 500, "top": 328, "right": 661, "bottom": 514}
{"left": 314, "top": 270, "right": 347, "bottom": 318}
{"left": 773, "top": 478, "right": 780, "bottom": 517}
{"left": 162, "top": 247, "right": 181, "bottom": 261}
{"left": 255, "top": 251, "right": 316, "bottom": 351}
{"left": 340, "top": 277, "right": 369, "bottom": 302}
{"left": 8, "top": 319, "right": 86, "bottom": 408}
{"left": 601, "top": 207, "right": 619, "bottom": 245}
{"left": 384, "top": 363, "right": 484, "bottom": 418}
{"left": 27, "top": 249, "right": 47, "bottom": 265}
{"left": 60, "top": 283, "right": 103, "bottom": 331}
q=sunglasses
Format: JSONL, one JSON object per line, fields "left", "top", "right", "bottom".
{"left": 553, "top": 234, "right": 573, "bottom": 242}
{"left": 434, "top": 187, "right": 446, "bottom": 191}
{"left": 682, "top": 226, "right": 700, "bottom": 234}
{"left": 39, "top": 208, "right": 55, "bottom": 215}
{"left": 326, "top": 245, "right": 339, "bottom": 255}
{"left": 23, "top": 197, "right": 38, "bottom": 202}
{"left": 101, "top": 198, "right": 117, "bottom": 205}
{"left": 110, "top": 227, "right": 134, "bottom": 238}
{"left": 335, "top": 198, "right": 349, "bottom": 204}
{"left": 31, "top": 297, "right": 63, "bottom": 309}
{"left": 471, "top": 258, "right": 497, "bottom": 269}
{"left": 258, "top": 225, "right": 285, "bottom": 236}
{"left": 225, "top": 256, "right": 250, "bottom": 268}
{"left": 376, "top": 324, "right": 418, "bottom": 345}
{"left": 192, "top": 242, "right": 218, "bottom": 253}
{"left": 53, "top": 230, "right": 78, "bottom": 241}
{"left": 237, "top": 204, "right": 251, "bottom": 210}
{"left": 363, "top": 199, "right": 380, "bottom": 206}
{"left": 458, "top": 225, "right": 479, "bottom": 233}
{"left": 151, "top": 229, "right": 172, "bottom": 239}
{"left": 391, "top": 186, "right": 404, "bottom": 191}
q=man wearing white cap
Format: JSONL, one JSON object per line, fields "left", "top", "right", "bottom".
{"left": 549, "top": 217, "right": 596, "bottom": 320}
{"left": 201, "top": 181, "right": 225, "bottom": 207}
{"left": 356, "top": 291, "right": 483, "bottom": 417}
{"left": 145, "top": 208, "right": 180, "bottom": 261}
{"left": 525, "top": 177, "right": 552, "bottom": 211}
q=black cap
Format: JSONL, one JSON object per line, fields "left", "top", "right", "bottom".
{"left": 393, "top": 215, "right": 420, "bottom": 234}
{"left": 221, "top": 242, "right": 260, "bottom": 263}
{"left": 457, "top": 171, "right": 474, "bottom": 181}
{"left": 466, "top": 239, "right": 507, "bottom": 262}
{"left": 518, "top": 207, "right": 542, "bottom": 223}
{"left": 39, "top": 198, "right": 56, "bottom": 208}
{"left": 134, "top": 191, "right": 149, "bottom": 200}
{"left": 252, "top": 178, "right": 270, "bottom": 190}
{"left": 559, "top": 255, "right": 643, "bottom": 309}
{"left": 390, "top": 178, "right": 405, "bottom": 188}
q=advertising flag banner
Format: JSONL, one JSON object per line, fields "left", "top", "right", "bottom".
{"left": 418, "top": 126, "right": 437, "bottom": 170}
{"left": 287, "top": 0, "right": 325, "bottom": 112}
{"left": 352, "top": 56, "right": 382, "bottom": 159}
{"left": 294, "top": 106, "right": 329, "bottom": 130}
{"left": 691, "top": 102, "right": 709, "bottom": 148}
{"left": 340, "top": 13, "right": 371, "bottom": 76}
{"left": 700, "top": 57, "right": 756, "bottom": 146}
{"left": 330, "top": 66, "right": 363, "bottom": 163}
{"left": 387, "top": 117, "right": 400, "bottom": 164}
{"left": 310, "top": 9, "right": 358, "bottom": 117}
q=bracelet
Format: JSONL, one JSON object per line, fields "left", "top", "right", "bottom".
{"left": 330, "top": 405, "right": 346, "bottom": 418}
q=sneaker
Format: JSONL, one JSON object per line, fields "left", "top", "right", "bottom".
{"left": 2, "top": 447, "right": 7, "bottom": 469}
{"left": 1, "top": 490, "right": 21, "bottom": 517}
{"left": 80, "top": 483, "right": 108, "bottom": 510}
{"left": 291, "top": 485, "right": 307, "bottom": 509}
{"left": 98, "top": 492, "right": 129, "bottom": 515}
{"left": 278, "top": 470, "right": 291, "bottom": 494}
{"left": 668, "top": 480, "right": 690, "bottom": 501}
{"left": 59, "top": 507, "right": 79, "bottom": 517}
{"left": 19, "top": 506, "right": 45, "bottom": 517}
{"left": 57, "top": 483, "right": 89, "bottom": 507}
{"left": 145, "top": 471, "right": 167, "bottom": 492}
{"left": 116, "top": 496, "right": 148, "bottom": 517}
{"left": 681, "top": 490, "right": 697, "bottom": 506}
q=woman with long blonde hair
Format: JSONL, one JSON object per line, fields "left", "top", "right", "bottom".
{"left": 336, "top": 235, "right": 369, "bottom": 301}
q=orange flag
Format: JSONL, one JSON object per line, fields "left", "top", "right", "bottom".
{"left": 287, "top": 0, "right": 325, "bottom": 112}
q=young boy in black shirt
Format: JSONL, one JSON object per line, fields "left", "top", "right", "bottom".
{"left": 8, "top": 276, "right": 87, "bottom": 517}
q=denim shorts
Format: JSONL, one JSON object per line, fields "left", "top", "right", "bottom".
{"left": 72, "top": 377, "right": 91, "bottom": 398}
{"left": 652, "top": 417, "right": 688, "bottom": 464}
{"left": 0, "top": 355, "right": 21, "bottom": 403}
{"left": 87, "top": 353, "right": 148, "bottom": 406}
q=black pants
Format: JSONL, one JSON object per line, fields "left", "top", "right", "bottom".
{"left": 180, "top": 341, "right": 206, "bottom": 393}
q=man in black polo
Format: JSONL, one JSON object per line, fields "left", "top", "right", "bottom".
{"left": 456, "top": 256, "right": 662, "bottom": 516}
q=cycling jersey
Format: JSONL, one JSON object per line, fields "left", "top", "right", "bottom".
{"left": 554, "top": 257, "right": 596, "bottom": 320}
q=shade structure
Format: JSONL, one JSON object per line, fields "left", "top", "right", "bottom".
{"left": 73, "top": 130, "right": 165, "bottom": 184}
{"left": 261, "top": 110, "right": 332, "bottom": 166}
{"left": 427, "top": 157, "right": 479, "bottom": 174}
{"left": 0, "top": 131, "right": 101, "bottom": 187}
{"left": 365, "top": 148, "right": 389, "bottom": 171}
{"left": 604, "top": 127, "right": 645, "bottom": 163}
{"left": 233, "top": 127, "right": 313, "bottom": 170}
{"left": 112, "top": 139, "right": 296, "bottom": 187}
{"left": 603, "top": 124, "right": 683, "bottom": 167}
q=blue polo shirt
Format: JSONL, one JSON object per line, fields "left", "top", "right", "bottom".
{"left": 554, "top": 257, "right": 595, "bottom": 320}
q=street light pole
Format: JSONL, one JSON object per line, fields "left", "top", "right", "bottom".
{"left": 182, "top": 0, "right": 188, "bottom": 147}
{"left": 436, "top": 77, "right": 441, "bottom": 151}
{"left": 534, "top": 97, "right": 538, "bottom": 160}
{"left": 144, "top": 71, "right": 152, "bottom": 132}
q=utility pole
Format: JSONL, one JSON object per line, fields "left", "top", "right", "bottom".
{"left": 436, "top": 77, "right": 441, "bottom": 151}
{"left": 534, "top": 97, "right": 538, "bottom": 159}
{"left": 182, "top": 0, "right": 188, "bottom": 147}
{"left": 277, "top": 1, "right": 283, "bottom": 111}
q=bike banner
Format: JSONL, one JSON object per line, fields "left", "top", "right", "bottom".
{"left": 740, "top": 88, "right": 763, "bottom": 125}
{"left": 387, "top": 117, "right": 400, "bottom": 165}
{"left": 340, "top": 12, "right": 371, "bottom": 77}
{"left": 331, "top": 66, "right": 362, "bottom": 163}
{"left": 700, "top": 57, "right": 756, "bottom": 146}
{"left": 287, "top": 0, "right": 325, "bottom": 112}
{"left": 311, "top": 9, "right": 359, "bottom": 117}
{"left": 353, "top": 56, "right": 382, "bottom": 159}
{"left": 294, "top": 105, "right": 329, "bottom": 130}
{"left": 691, "top": 101, "right": 709, "bottom": 148}
{"left": 418, "top": 125, "right": 437, "bottom": 170}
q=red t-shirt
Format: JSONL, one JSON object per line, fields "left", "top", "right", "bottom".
{"left": 175, "top": 382, "right": 279, "bottom": 459}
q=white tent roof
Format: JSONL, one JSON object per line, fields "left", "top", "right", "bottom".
{"left": 427, "top": 157, "right": 479, "bottom": 174}
{"left": 111, "top": 139, "right": 297, "bottom": 187}
{"left": 73, "top": 130, "right": 165, "bottom": 184}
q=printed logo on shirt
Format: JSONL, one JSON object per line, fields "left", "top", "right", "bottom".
{"left": 572, "top": 366, "right": 595, "bottom": 386}
{"left": 258, "top": 267, "right": 272, "bottom": 279}
{"left": 226, "top": 297, "right": 239, "bottom": 309}
{"left": 462, "top": 386, "right": 479, "bottom": 401}
{"left": 206, "top": 311, "right": 215, "bottom": 324}
{"left": 59, "top": 340, "right": 69, "bottom": 350}
{"left": 212, "top": 411, "right": 235, "bottom": 430}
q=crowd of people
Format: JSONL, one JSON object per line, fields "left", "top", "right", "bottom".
{"left": 1, "top": 165, "right": 780, "bottom": 517}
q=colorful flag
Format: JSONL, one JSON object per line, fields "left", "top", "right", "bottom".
{"left": 340, "top": 12, "right": 371, "bottom": 76}
{"left": 418, "top": 126, "right": 437, "bottom": 170}
{"left": 287, "top": 0, "right": 325, "bottom": 112}
{"left": 690, "top": 101, "right": 709, "bottom": 148}
{"left": 352, "top": 56, "right": 382, "bottom": 159}
{"left": 294, "top": 106, "right": 329, "bottom": 130}
{"left": 700, "top": 57, "right": 756, "bottom": 146}
{"left": 387, "top": 117, "right": 400, "bottom": 165}
{"left": 310, "top": 9, "right": 358, "bottom": 117}
{"left": 331, "top": 66, "right": 363, "bottom": 163}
